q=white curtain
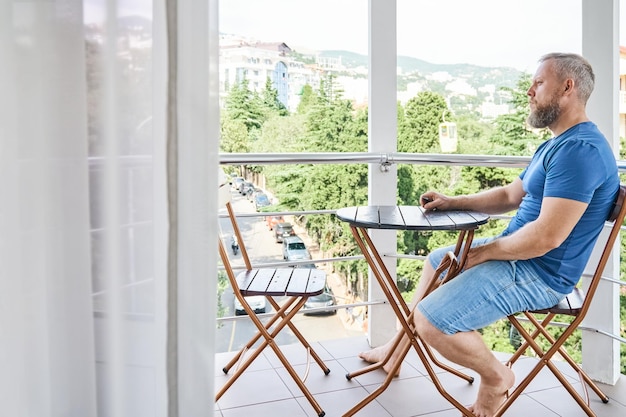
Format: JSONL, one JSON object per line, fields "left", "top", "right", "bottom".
{"left": 0, "top": 0, "right": 217, "bottom": 416}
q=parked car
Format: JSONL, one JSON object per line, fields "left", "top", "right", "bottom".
{"left": 239, "top": 181, "right": 254, "bottom": 195}
{"left": 254, "top": 193, "right": 271, "bottom": 211}
{"left": 234, "top": 295, "right": 266, "bottom": 315}
{"left": 274, "top": 222, "right": 295, "bottom": 243}
{"left": 265, "top": 215, "right": 285, "bottom": 230}
{"left": 304, "top": 285, "right": 337, "bottom": 315}
{"left": 231, "top": 176, "right": 244, "bottom": 191}
{"left": 282, "top": 235, "right": 311, "bottom": 261}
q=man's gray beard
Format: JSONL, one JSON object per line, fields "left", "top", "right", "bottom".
{"left": 527, "top": 97, "right": 561, "bottom": 129}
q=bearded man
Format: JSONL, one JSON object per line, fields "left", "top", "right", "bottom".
{"left": 358, "top": 52, "right": 619, "bottom": 417}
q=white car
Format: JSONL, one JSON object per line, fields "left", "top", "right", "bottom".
{"left": 234, "top": 295, "right": 267, "bottom": 315}
{"left": 282, "top": 235, "right": 311, "bottom": 261}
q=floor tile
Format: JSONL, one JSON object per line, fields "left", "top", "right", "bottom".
{"left": 528, "top": 384, "right": 626, "bottom": 417}
{"left": 214, "top": 348, "right": 274, "bottom": 376}
{"left": 214, "top": 335, "right": 626, "bottom": 417}
{"left": 363, "top": 375, "right": 453, "bottom": 417}
{"left": 298, "top": 386, "right": 393, "bottom": 417}
{"left": 336, "top": 354, "right": 424, "bottom": 387}
{"left": 263, "top": 341, "right": 333, "bottom": 369}
{"left": 215, "top": 368, "right": 292, "bottom": 409}
{"left": 318, "top": 335, "right": 372, "bottom": 360}
{"left": 274, "top": 359, "right": 353, "bottom": 397}
{"left": 221, "top": 399, "right": 309, "bottom": 417}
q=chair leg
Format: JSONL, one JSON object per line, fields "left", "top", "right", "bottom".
{"left": 506, "top": 312, "right": 554, "bottom": 367}
{"left": 520, "top": 313, "right": 609, "bottom": 403}
{"left": 221, "top": 296, "right": 300, "bottom": 374}
{"left": 520, "top": 315, "right": 609, "bottom": 404}
{"left": 266, "top": 297, "right": 330, "bottom": 374}
{"left": 266, "top": 336, "right": 326, "bottom": 417}
{"left": 216, "top": 303, "right": 294, "bottom": 401}
{"left": 216, "top": 297, "right": 327, "bottom": 417}
{"left": 500, "top": 315, "right": 607, "bottom": 417}
{"left": 221, "top": 296, "right": 330, "bottom": 376}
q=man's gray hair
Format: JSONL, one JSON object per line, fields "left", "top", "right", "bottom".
{"left": 539, "top": 52, "right": 595, "bottom": 104}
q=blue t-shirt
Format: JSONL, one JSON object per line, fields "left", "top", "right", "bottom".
{"left": 502, "top": 122, "right": 619, "bottom": 294}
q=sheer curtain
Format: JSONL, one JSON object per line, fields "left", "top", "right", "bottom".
{"left": 0, "top": 0, "right": 217, "bottom": 415}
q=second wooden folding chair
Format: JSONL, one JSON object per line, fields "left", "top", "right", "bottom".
{"left": 498, "top": 184, "right": 626, "bottom": 417}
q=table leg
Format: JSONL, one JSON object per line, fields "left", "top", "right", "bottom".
{"left": 343, "top": 226, "right": 477, "bottom": 417}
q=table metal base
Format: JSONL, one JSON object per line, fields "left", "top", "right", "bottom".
{"left": 343, "top": 226, "right": 478, "bottom": 417}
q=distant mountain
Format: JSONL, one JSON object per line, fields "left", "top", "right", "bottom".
{"left": 318, "top": 49, "right": 523, "bottom": 89}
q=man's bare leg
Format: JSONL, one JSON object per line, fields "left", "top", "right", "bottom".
{"left": 357, "top": 260, "right": 439, "bottom": 375}
{"left": 414, "top": 312, "right": 515, "bottom": 417}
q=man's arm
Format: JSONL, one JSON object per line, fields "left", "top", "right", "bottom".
{"left": 464, "top": 196, "right": 588, "bottom": 268}
{"left": 422, "top": 177, "right": 526, "bottom": 215}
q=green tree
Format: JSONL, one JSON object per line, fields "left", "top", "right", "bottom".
{"left": 223, "top": 78, "right": 265, "bottom": 134}
{"left": 396, "top": 93, "right": 454, "bottom": 261}
{"left": 297, "top": 84, "right": 315, "bottom": 115}
{"left": 222, "top": 78, "right": 268, "bottom": 174}
{"left": 490, "top": 74, "right": 550, "bottom": 156}
{"left": 261, "top": 77, "right": 289, "bottom": 117}
{"left": 399, "top": 91, "right": 449, "bottom": 153}
{"left": 302, "top": 77, "right": 354, "bottom": 152}
{"left": 220, "top": 116, "right": 250, "bottom": 153}
{"left": 253, "top": 113, "right": 307, "bottom": 153}
{"left": 455, "top": 115, "right": 495, "bottom": 154}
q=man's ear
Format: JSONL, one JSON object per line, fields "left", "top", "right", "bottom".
{"left": 564, "top": 79, "right": 573, "bottom": 93}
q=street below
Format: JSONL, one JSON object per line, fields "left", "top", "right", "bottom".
{"left": 216, "top": 188, "right": 365, "bottom": 353}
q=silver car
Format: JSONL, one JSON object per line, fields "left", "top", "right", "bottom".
{"left": 282, "top": 235, "right": 311, "bottom": 261}
{"left": 304, "top": 285, "right": 337, "bottom": 315}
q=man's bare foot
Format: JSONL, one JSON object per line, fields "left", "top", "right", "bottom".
{"left": 467, "top": 363, "right": 515, "bottom": 417}
{"left": 357, "top": 346, "right": 401, "bottom": 376}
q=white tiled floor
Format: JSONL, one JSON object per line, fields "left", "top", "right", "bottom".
{"left": 214, "top": 336, "right": 626, "bottom": 417}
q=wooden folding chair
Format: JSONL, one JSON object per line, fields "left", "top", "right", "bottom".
{"left": 499, "top": 184, "right": 626, "bottom": 417}
{"left": 215, "top": 201, "right": 330, "bottom": 417}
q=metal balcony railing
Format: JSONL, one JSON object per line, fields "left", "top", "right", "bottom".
{"left": 219, "top": 152, "right": 626, "bottom": 350}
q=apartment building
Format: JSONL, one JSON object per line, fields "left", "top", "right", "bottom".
{"left": 219, "top": 36, "right": 323, "bottom": 112}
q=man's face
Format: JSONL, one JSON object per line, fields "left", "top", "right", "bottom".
{"left": 527, "top": 89, "right": 562, "bottom": 129}
{"left": 526, "top": 60, "right": 563, "bottom": 129}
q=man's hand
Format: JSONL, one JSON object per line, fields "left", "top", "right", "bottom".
{"left": 420, "top": 192, "right": 452, "bottom": 211}
{"left": 420, "top": 178, "right": 525, "bottom": 214}
{"left": 464, "top": 242, "right": 495, "bottom": 270}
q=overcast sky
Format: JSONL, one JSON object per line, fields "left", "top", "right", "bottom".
{"left": 85, "top": 0, "right": 626, "bottom": 72}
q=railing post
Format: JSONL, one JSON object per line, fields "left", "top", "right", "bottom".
{"left": 581, "top": 0, "right": 621, "bottom": 384}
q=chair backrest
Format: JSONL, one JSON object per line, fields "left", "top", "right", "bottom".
{"left": 552, "top": 184, "right": 626, "bottom": 317}
{"left": 585, "top": 184, "right": 626, "bottom": 286}
{"left": 218, "top": 201, "right": 254, "bottom": 292}
{"left": 224, "top": 201, "right": 253, "bottom": 270}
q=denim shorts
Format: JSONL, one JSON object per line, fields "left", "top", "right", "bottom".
{"left": 417, "top": 237, "right": 568, "bottom": 335}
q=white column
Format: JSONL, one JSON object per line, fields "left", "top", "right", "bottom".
{"left": 176, "top": 0, "right": 218, "bottom": 415}
{"left": 367, "top": 0, "right": 398, "bottom": 346}
{"left": 581, "top": 0, "right": 621, "bottom": 385}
